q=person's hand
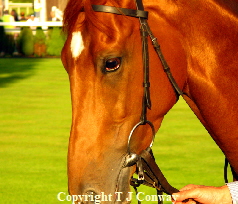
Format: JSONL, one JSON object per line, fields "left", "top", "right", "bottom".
{"left": 172, "top": 184, "right": 232, "bottom": 204}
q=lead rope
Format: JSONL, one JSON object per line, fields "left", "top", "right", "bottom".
{"left": 131, "top": 179, "right": 142, "bottom": 204}
{"left": 224, "top": 158, "right": 238, "bottom": 183}
{"left": 224, "top": 158, "right": 229, "bottom": 183}
{"left": 127, "top": 147, "right": 177, "bottom": 204}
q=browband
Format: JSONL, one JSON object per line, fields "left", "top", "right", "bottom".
{"left": 92, "top": 5, "right": 148, "bottom": 19}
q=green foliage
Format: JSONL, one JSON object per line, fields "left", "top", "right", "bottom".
{"left": 0, "top": 35, "right": 15, "bottom": 56}
{"left": 0, "top": 20, "right": 15, "bottom": 55}
{"left": 19, "top": 27, "right": 34, "bottom": 56}
{"left": 34, "top": 27, "right": 46, "bottom": 45}
{"left": 15, "top": 26, "right": 66, "bottom": 57}
{"left": 5, "top": 35, "right": 15, "bottom": 55}
{"left": 0, "top": 21, "right": 5, "bottom": 53}
{"left": 11, "top": 0, "right": 32, "bottom": 2}
{"left": 46, "top": 27, "right": 66, "bottom": 56}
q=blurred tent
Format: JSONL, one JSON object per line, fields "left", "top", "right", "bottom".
{"left": 1, "top": 0, "right": 67, "bottom": 21}
{"left": 46, "top": 0, "right": 66, "bottom": 21}
{"left": 0, "top": 0, "right": 3, "bottom": 18}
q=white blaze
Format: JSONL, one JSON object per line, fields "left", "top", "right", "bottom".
{"left": 71, "top": 31, "right": 85, "bottom": 58}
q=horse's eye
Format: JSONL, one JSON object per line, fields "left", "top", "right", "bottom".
{"left": 105, "top": 58, "right": 121, "bottom": 72}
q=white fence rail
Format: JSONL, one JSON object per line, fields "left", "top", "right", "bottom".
{"left": 0, "top": 22, "right": 63, "bottom": 27}
{"left": 0, "top": 22, "right": 63, "bottom": 32}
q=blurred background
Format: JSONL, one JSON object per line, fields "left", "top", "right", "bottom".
{"left": 0, "top": 0, "right": 66, "bottom": 22}
{"left": 0, "top": 0, "right": 67, "bottom": 58}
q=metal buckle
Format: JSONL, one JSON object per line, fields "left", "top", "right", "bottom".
{"left": 127, "top": 120, "right": 155, "bottom": 155}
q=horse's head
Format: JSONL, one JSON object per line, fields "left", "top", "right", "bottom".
{"left": 62, "top": 0, "right": 186, "bottom": 203}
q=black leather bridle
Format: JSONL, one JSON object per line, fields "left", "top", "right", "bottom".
{"left": 91, "top": 2, "right": 237, "bottom": 204}
{"left": 92, "top": 1, "right": 184, "bottom": 203}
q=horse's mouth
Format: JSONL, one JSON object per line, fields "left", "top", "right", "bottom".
{"left": 114, "top": 161, "right": 134, "bottom": 204}
{"left": 77, "top": 159, "right": 133, "bottom": 204}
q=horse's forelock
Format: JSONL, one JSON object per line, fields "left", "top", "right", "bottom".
{"left": 63, "top": 0, "right": 136, "bottom": 38}
{"left": 63, "top": 0, "right": 87, "bottom": 34}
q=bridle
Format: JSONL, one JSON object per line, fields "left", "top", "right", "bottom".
{"left": 92, "top": 0, "right": 183, "bottom": 203}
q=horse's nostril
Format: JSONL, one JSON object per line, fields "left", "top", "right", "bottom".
{"left": 82, "top": 190, "right": 99, "bottom": 204}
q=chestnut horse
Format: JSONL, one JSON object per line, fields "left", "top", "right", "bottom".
{"left": 61, "top": 0, "right": 238, "bottom": 203}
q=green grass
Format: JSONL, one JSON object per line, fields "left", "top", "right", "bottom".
{"left": 0, "top": 58, "right": 71, "bottom": 203}
{"left": 0, "top": 58, "right": 231, "bottom": 203}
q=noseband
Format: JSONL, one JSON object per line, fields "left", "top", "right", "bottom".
{"left": 92, "top": 0, "right": 183, "bottom": 203}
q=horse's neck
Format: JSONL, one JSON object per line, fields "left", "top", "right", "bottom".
{"left": 151, "top": 0, "right": 238, "bottom": 35}
{"left": 150, "top": 0, "right": 238, "bottom": 83}
{"left": 148, "top": 0, "right": 238, "bottom": 175}
{"left": 184, "top": 1, "right": 238, "bottom": 174}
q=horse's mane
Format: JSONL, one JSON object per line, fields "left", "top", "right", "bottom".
{"left": 215, "top": 0, "right": 238, "bottom": 17}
